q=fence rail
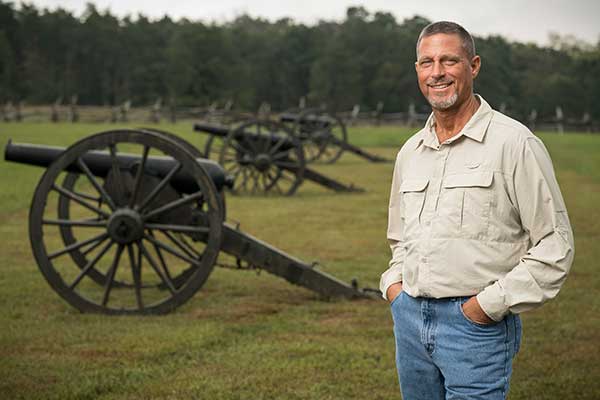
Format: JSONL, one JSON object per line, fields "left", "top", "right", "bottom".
{"left": 1, "top": 103, "right": 598, "bottom": 133}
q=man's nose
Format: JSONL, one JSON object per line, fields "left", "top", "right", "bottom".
{"left": 431, "top": 61, "right": 445, "bottom": 78}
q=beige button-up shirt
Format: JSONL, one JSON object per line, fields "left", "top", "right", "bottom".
{"left": 380, "top": 96, "right": 574, "bottom": 321}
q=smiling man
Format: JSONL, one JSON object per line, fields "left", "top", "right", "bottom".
{"left": 381, "top": 21, "right": 574, "bottom": 399}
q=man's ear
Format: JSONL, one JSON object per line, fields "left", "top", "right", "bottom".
{"left": 471, "top": 55, "right": 481, "bottom": 79}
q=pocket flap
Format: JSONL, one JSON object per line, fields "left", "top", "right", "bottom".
{"left": 443, "top": 171, "right": 493, "bottom": 188}
{"left": 399, "top": 178, "right": 429, "bottom": 193}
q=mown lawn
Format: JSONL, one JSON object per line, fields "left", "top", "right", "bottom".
{"left": 0, "top": 122, "right": 598, "bottom": 399}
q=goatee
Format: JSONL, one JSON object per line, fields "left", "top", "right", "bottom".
{"left": 427, "top": 92, "right": 458, "bottom": 110}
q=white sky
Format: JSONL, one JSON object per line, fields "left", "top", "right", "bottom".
{"left": 23, "top": 0, "right": 600, "bottom": 46}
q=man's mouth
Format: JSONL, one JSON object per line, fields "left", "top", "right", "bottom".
{"left": 428, "top": 82, "right": 453, "bottom": 90}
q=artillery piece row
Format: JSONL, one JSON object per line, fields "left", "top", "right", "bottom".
{"left": 200, "top": 108, "right": 390, "bottom": 166}
{"left": 188, "top": 118, "right": 364, "bottom": 196}
{"left": 4, "top": 130, "right": 377, "bottom": 315}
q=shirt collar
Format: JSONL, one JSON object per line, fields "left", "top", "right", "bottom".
{"left": 415, "top": 95, "right": 493, "bottom": 150}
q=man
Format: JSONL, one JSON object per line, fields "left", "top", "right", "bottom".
{"left": 380, "top": 21, "right": 574, "bottom": 399}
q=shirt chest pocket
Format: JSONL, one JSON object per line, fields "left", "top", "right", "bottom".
{"left": 440, "top": 171, "right": 493, "bottom": 240}
{"left": 399, "top": 178, "right": 429, "bottom": 240}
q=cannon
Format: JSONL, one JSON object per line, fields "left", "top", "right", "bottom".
{"left": 279, "top": 108, "right": 391, "bottom": 164}
{"left": 5, "top": 130, "right": 377, "bottom": 315}
{"left": 192, "top": 118, "right": 364, "bottom": 196}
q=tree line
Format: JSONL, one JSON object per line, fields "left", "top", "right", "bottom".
{"left": 1, "top": 2, "right": 599, "bottom": 121}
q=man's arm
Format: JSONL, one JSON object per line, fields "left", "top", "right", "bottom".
{"left": 380, "top": 153, "right": 405, "bottom": 301}
{"left": 476, "top": 136, "right": 575, "bottom": 321}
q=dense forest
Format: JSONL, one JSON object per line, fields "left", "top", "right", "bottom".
{"left": 1, "top": 2, "right": 599, "bottom": 120}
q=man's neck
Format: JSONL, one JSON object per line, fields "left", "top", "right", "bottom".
{"left": 433, "top": 95, "right": 480, "bottom": 143}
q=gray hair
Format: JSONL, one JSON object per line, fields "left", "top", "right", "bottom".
{"left": 416, "top": 21, "right": 476, "bottom": 60}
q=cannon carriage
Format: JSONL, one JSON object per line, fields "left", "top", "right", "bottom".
{"left": 5, "top": 130, "right": 376, "bottom": 315}
{"left": 192, "top": 118, "right": 364, "bottom": 196}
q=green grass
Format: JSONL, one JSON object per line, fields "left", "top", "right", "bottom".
{"left": 0, "top": 122, "right": 598, "bottom": 399}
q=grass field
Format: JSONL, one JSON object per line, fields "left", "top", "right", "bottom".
{"left": 0, "top": 122, "right": 598, "bottom": 399}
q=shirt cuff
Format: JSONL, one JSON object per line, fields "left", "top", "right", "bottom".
{"left": 476, "top": 283, "right": 510, "bottom": 322}
{"left": 379, "top": 271, "right": 403, "bottom": 301}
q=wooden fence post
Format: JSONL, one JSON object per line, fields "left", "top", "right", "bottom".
{"left": 555, "top": 106, "right": 564, "bottom": 134}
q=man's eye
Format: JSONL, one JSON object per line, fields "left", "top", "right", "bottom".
{"left": 420, "top": 61, "right": 432, "bottom": 67}
{"left": 444, "top": 60, "right": 457, "bottom": 66}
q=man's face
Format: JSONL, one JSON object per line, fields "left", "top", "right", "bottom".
{"left": 415, "top": 33, "right": 480, "bottom": 111}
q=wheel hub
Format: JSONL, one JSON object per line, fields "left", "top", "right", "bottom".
{"left": 107, "top": 208, "right": 144, "bottom": 244}
{"left": 254, "top": 154, "right": 272, "bottom": 172}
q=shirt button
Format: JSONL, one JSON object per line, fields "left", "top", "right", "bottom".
{"left": 425, "top": 221, "right": 431, "bottom": 226}
{"left": 421, "top": 257, "right": 427, "bottom": 262}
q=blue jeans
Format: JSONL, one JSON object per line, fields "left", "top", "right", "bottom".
{"left": 390, "top": 291, "right": 522, "bottom": 400}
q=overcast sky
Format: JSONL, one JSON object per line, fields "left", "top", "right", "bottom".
{"left": 25, "top": 0, "right": 600, "bottom": 46}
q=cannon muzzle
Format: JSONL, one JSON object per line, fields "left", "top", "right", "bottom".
{"left": 4, "top": 140, "right": 233, "bottom": 192}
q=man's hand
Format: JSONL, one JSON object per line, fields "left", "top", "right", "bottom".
{"left": 461, "top": 296, "right": 495, "bottom": 325}
{"left": 386, "top": 282, "right": 403, "bottom": 303}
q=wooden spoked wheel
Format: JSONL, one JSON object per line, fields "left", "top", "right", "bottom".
{"left": 30, "top": 130, "right": 223, "bottom": 314}
{"left": 294, "top": 109, "right": 347, "bottom": 164}
{"left": 218, "top": 119, "right": 305, "bottom": 196}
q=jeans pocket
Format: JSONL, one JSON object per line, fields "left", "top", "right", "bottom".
{"left": 390, "top": 291, "right": 403, "bottom": 307}
{"left": 457, "top": 298, "right": 499, "bottom": 328}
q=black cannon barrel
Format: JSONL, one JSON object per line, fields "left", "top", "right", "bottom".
{"left": 193, "top": 122, "right": 230, "bottom": 138}
{"left": 4, "top": 141, "right": 232, "bottom": 192}
{"left": 193, "top": 122, "right": 297, "bottom": 152}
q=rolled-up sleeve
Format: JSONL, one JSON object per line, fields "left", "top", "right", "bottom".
{"left": 477, "top": 136, "right": 575, "bottom": 321}
{"left": 380, "top": 153, "right": 406, "bottom": 300}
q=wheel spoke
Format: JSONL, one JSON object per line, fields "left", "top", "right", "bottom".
{"left": 258, "top": 171, "right": 267, "bottom": 192}
{"left": 265, "top": 167, "right": 283, "bottom": 194}
{"left": 272, "top": 150, "right": 291, "bottom": 160}
{"left": 127, "top": 244, "right": 144, "bottom": 310}
{"left": 53, "top": 184, "right": 110, "bottom": 219}
{"left": 138, "top": 161, "right": 182, "bottom": 212}
{"left": 280, "top": 170, "right": 295, "bottom": 182}
{"left": 70, "top": 189, "right": 101, "bottom": 202}
{"left": 268, "top": 132, "right": 288, "bottom": 154}
{"left": 250, "top": 169, "right": 259, "bottom": 194}
{"left": 177, "top": 233, "right": 202, "bottom": 258}
{"left": 69, "top": 240, "right": 114, "bottom": 290}
{"left": 240, "top": 167, "right": 249, "bottom": 192}
{"left": 144, "top": 234, "right": 202, "bottom": 267}
{"left": 138, "top": 240, "right": 177, "bottom": 294}
{"left": 143, "top": 191, "right": 204, "bottom": 221}
{"left": 224, "top": 163, "right": 240, "bottom": 173}
{"left": 148, "top": 230, "right": 175, "bottom": 284}
{"left": 129, "top": 145, "right": 150, "bottom": 207}
{"left": 243, "top": 136, "right": 261, "bottom": 155}
{"left": 77, "top": 157, "right": 117, "bottom": 210}
{"left": 101, "top": 244, "right": 125, "bottom": 306}
{"left": 43, "top": 218, "right": 107, "bottom": 228}
{"left": 223, "top": 148, "right": 238, "bottom": 159}
{"left": 229, "top": 167, "right": 242, "bottom": 186}
{"left": 229, "top": 140, "right": 252, "bottom": 156}
{"left": 273, "top": 179, "right": 284, "bottom": 194}
{"left": 48, "top": 232, "right": 108, "bottom": 260}
{"left": 81, "top": 235, "right": 110, "bottom": 256}
{"left": 163, "top": 231, "right": 200, "bottom": 259}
